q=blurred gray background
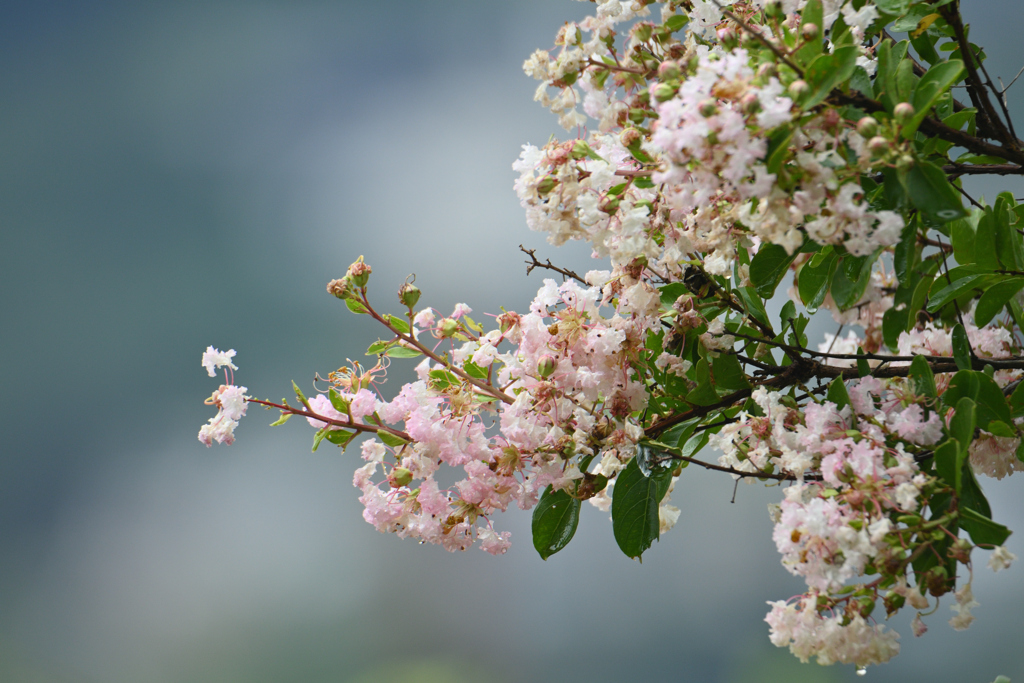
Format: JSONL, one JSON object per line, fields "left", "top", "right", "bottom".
{"left": 2, "top": 1, "right": 1023, "bottom": 681}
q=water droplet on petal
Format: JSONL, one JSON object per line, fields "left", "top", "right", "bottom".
{"left": 856, "top": 666, "right": 867, "bottom": 677}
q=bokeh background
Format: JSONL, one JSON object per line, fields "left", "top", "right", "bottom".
{"left": 2, "top": 1, "right": 1023, "bottom": 681}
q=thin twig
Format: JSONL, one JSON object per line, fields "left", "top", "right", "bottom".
{"left": 520, "top": 245, "right": 587, "bottom": 285}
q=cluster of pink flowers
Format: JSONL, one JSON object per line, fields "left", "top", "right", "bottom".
{"left": 198, "top": 346, "right": 247, "bottom": 446}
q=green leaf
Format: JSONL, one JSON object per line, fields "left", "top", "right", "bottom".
{"left": 312, "top": 426, "right": 329, "bottom": 453}
{"left": 378, "top": 431, "right": 409, "bottom": 448}
{"left": 830, "top": 254, "right": 876, "bottom": 311}
{"left": 325, "top": 429, "right": 357, "bottom": 450}
{"left": 712, "top": 353, "right": 751, "bottom": 391}
{"left": 905, "top": 160, "right": 967, "bottom": 224}
{"left": 749, "top": 243, "right": 798, "bottom": 298}
{"left": 950, "top": 218, "right": 976, "bottom": 265}
{"left": 664, "top": 14, "right": 687, "bottom": 32}
{"left": 268, "top": 412, "right": 292, "bottom": 427}
{"left": 949, "top": 397, "right": 976, "bottom": 454}
{"left": 893, "top": 219, "right": 919, "bottom": 286}
{"left": 933, "top": 438, "right": 963, "bottom": 494}
{"left": 766, "top": 126, "right": 795, "bottom": 174}
{"left": 798, "top": 251, "right": 838, "bottom": 312}
{"left": 687, "top": 359, "right": 721, "bottom": 405}
{"left": 385, "top": 314, "right": 411, "bottom": 334}
{"left": 905, "top": 60, "right": 964, "bottom": 137}
{"left": 856, "top": 347, "right": 871, "bottom": 378}
{"left": 951, "top": 323, "right": 972, "bottom": 370}
{"left": 909, "top": 355, "right": 937, "bottom": 399}
{"left": 736, "top": 286, "right": 772, "bottom": 330}
{"left": 827, "top": 378, "right": 852, "bottom": 410}
{"left": 384, "top": 346, "right": 422, "bottom": 359}
{"left": 612, "top": 456, "right": 672, "bottom": 560}
{"left": 882, "top": 307, "right": 909, "bottom": 350}
{"left": 292, "top": 380, "right": 310, "bottom": 407}
{"left": 532, "top": 486, "right": 582, "bottom": 559}
{"left": 960, "top": 508, "right": 1012, "bottom": 547}
{"left": 975, "top": 210, "right": 1000, "bottom": 271}
{"left": 801, "top": 46, "right": 859, "bottom": 109}
{"left": 345, "top": 298, "right": 369, "bottom": 315}
{"left": 975, "top": 278, "right": 1024, "bottom": 327}
{"left": 462, "top": 361, "right": 488, "bottom": 380}
{"left": 960, "top": 466, "right": 992, "bottom": 519}
{"left": 926, "top": 275, "right": 989, "bottom": 313}
{"left": 328, "top": 387, "right": 351, "bottom": 414}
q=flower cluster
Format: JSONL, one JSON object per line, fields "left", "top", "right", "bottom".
{"left": 198, "top": 346, "right": 247, "bottom": 446}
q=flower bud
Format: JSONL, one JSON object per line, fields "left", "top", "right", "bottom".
{"left": 856, "top": 116, "right": 879, "bottom": 137}
{"left": 497, "top": 311, "right": 521, "bottom": 334}
{"left": 620, "top": 127, "right": 643, "bottom": 148}
{"left": 868, "top": 135, "right": 890, "bottom": 157}
{"left": 439, "top": 318, "right": 459, "bottom": 338}
{"left": 801, "top": 23, "right": 818, "bottom": 40}
{"left": 537, "top": 354, "right": 557, "bottom": 378}
{"left": 389, "top": 467, "right": 413, "bottom": 488}
{"left": 398, "top": 282, "right": 421, "bottom": 308}
{"left": 893, "top": 102, "right": 915, "bottom": 123}
{"left": 657, "top": 60, "right": 680, "bottom": 80}
{"left": 347, "top": 257, "right": 372, "bottom": 288}
{"left": 536, "top": 175, "right": 559, "bottom": 195}
{"left": 628, "top": 107, "right": 647, "bottom": 124}
{"left": 698, "top": 99, "right": 719, "bottom": 117}
{"left": 599, "top": 196, "right": 620, "bottom": 215}
{"left": 652, "top": 82, "right": 676, "bottom": 102}
{"left": 788, "top": 80, "right": 809, "bottom": 98}
{"left": 327, "top": 276, "right": 355, "bottom": 300}
{"left": 740, "top": 92, "right": 761, "bottom": 115}
{"left": 716, "top": 27, "right": 737, "bottom": 48}
{"left": 633, "top": 23, "right": 653, "bottom": 43}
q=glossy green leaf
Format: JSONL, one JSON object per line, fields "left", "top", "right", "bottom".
{"left": 950, "top": 218, "right": 976, "bottom": 265}
{"left": 532, "top": 486, "right": 582, "bottom": 559}
{"left": 328, "top": 387, "right": 351, "bottom": 414}
{"left": 927, "top": 275, "right": 989, "bottom": 313}
{"left": 798, "top": 252, "right": 838, "bottom": 311}
{"left": 905, "top": 160, "right": 967, "bottom": 224}
{"left": 378, "top": 431, "right": 409, "bottom": 448}
{"left": 664, "top": 14, "right": 687, "bottom": 32}
{"left": 960, "top": 508, "right": 1012, "bottom": 547}
{"left": 801, "top": 46, "right": 858, "bottom": 109}
{"left": 951, "top": 323, "right": 972, "bottom": 370}
{"left": 612, "top": 456, "right": 672, "bottom": 560}
{"left": 385, "top": 346, "right": 422, "bottom": 359}
{"left": 933, "top": 438, "right": 963, "bottom": 494}
{"left": 712, "top": 353, "right": 751, "bottom": 391}
{"left": 325, "top": 429, "right": 357, "bottom": 450}
{"left": 905, "top": 60, "right": 964, "bottom": 137}
{"left": 909, "top": 355, "right": 937, "bottom": 399}
{"left": 687, "top": 359, "right": 721, "bottom": 405}
{"left": 749, "top": 243, "right": 798, "bottom": 298}
{"left": 949, "top": 396, "right": 976, "bottom": 454}
{"left": 827, "top": 378, "right": 852, "bottom": 410}
{"left": 975, "top": 278, "right": 1024, "bottom": 327}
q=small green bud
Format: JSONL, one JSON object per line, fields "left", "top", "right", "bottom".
{"left": 628, "top": 107, "right": 647, "bottom": 124}
{"left": 893, "top": 102, "right": 915, "bottom": 123}
{"left": 698, "top": 99, "right": 719, "bottom": 117}
{"left": 537, "top": 354, "right": 557, "bottom": 378}
{"left": 389, "top": 467, "right": 413, "bottom": 488}
{"left": 740, "top": 92, "right": 761, "bottom": 115}
{"left": 657, "top": 60, "right": 680, "bottom": 80}
{"left": 398, "top": 282, "right": 421, "bottom": 308}
{"left": 856, "top": 116, "right": 879, "bottom": 137}
{"left": 439, "top": 318, "right": 459, "bottom": 338}
{"left": 858, "top": 598, "right": 876, "bottom": 618}
{"left": 652, "top": 82, "right": 676, "bottom": 102}
{"left": 868, "top": 135, "right": 890, "bottom": 157}
{"left": 788, "top": 79, "right": 809, "bottom": 98}
{"left": 599, "top": 196, "right": 620, "bottom": 215}
{"left": 536, "top": 175, "right": 559, "bottom": 194}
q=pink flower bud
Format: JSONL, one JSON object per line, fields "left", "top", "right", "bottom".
{"left": 620, "top": 127, "right": 643, "bottom": 147}
{"left": 801, "top": 23, "right": 818, "bottom": 40}
{"left": 856, "top": 116, "right": 879, "bottom": 137}
{"left": 439, "top": 318, "right": 459, "bottom": 338}
{"left": 868, "top": 136, "right": 890, "bottom": 157}
{"left": 537, "top": 354, "right": 557, "bottom": 378}
{"left": 652, "top": 82, "right": 676, "bottom": 102}
{"left": 388, "top": 467, "right": 413, "bottom": 488}
{"left": 698, "top": 99, "right": 719, "bottom": 117}
{"left": 788, "top": 80, "right": 809, "bottom": 98}
{"left": 657, "top": 60, "right": 680, "bottom": 80}
{"left": 893, "top": 102, "right": 915, "bottom": 123}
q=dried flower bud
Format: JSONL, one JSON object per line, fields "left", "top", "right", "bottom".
{"left": 398, "top": 282, "right": 421, "bottom": 308}
{"left": 537, "top": 354, "right": 557, "bottom": 378}
{"left": 620, "top": 127, "right": 643, "bottom": 148}
{"left": 856, "top": 116, "right": 879, "bottom": 137}
{"left": 327, "top": 276, "right": 355, "bottom": 300}
{"left": 347, "top": 256, "right": 372, "bottom": 288}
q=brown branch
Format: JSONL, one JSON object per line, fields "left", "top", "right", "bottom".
{"left": 520, "top": 245, "right": 587, "bottom": 285}
{"left": 943, "top": 163, "right": 1024, "bottom": 176}
{"left": 939, "top": 4, "right": 1020, "bottom": 151}
{"left": 248, "top": 398, "right": 412, "bottom": 442}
